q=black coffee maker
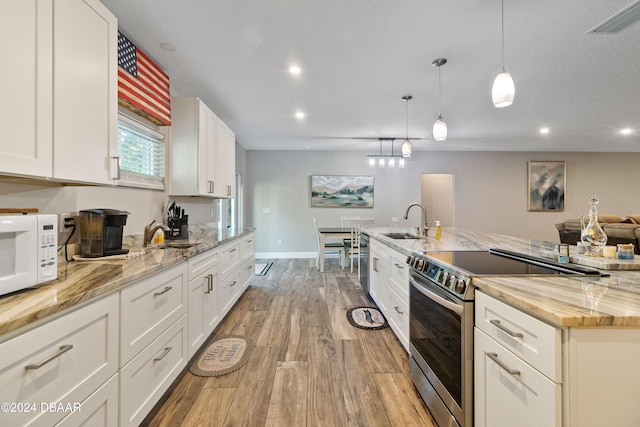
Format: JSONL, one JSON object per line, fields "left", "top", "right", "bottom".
{"left": 79, "top": 209, "right": 130, "bottom": 257}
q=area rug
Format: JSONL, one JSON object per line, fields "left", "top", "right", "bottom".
{"left": 346, "top": 306, "right": 389, "bottom": 330}
{"left": 190, "top": 335, "right": 254, "bottom": 377}
{"left": 254, "top": 262, "right": 273, "bottom": 276}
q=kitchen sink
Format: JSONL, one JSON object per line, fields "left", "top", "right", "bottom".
{"left": 382, "top": 233, "right": 426, "bottom": 240}
{"left": 158, "top": 241, "right": 199, "bottom": 249}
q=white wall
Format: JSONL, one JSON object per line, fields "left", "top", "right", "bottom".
{"left": 246, "top": 150, "right": 640, "bottom": 255}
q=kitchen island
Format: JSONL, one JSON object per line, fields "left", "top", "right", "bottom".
{"left": 366, "top": 226, "right": 640, "bottom": 427}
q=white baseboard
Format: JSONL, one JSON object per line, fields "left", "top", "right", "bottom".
{"left": 255, "top": 252, "right": 342, "bottom": 260}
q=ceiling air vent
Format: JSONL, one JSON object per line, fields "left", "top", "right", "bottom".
{"left": 588, "top": 1, "right": 640, "bottom": 34}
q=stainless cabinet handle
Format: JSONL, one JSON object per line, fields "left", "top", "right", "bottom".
{"left": 230, "top": 280, "right": 237, "bottom": 287}
{"left": 154, "top": 286, "right": 172, "bottom": 296}
{"left": 247, "top": 265, "right": 253, "bottom": 271}
{"left": 25, "top": 345, "right": 73, "bottom": 370}
{"left": 204, "top": 275, "right": 212, "bottom": 294}
{"left": 373, "top": 258, "right": 379, "bottom": 272}
{"left": 230, "top": 248, "right": 237, "bottom": 253}
{"left": 394, "top": 263, "right": 404, "bottom": 269}
{"left": 110, "top": 156, "right": 121, "bottom": 180}
{"left": 154, "top": 347, "right": 172, "bottom": 362}
{"left": 394, "top": 306, "right": 404, "bottom": 315}
{"left": 489, "top": 319, "right": 524, "bottom": 338}
{"left": 208, "top": 181, "right": 214, "bottom": 193}
{"left": 487, "top": 352, "right": 521, "bottom": 376}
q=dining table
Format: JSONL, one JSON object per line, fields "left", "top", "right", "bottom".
{"left": 317, "top": 227, "right": 351, "bottom": 272}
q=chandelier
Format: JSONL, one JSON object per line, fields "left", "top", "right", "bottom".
{"left": 367, "top": 139, "right": 405, "bottom": 168}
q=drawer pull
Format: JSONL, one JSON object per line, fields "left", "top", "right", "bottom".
{"left": 489, "top": 319, "right": 523, "bottom": 338}
{"left": 247, "top": 265, "right": 253, "bottom": 271}
{"left": 394, "top": 306, "right": 404, "bottom": 315}
{"left": 373, "top": 258, "right": 379, "bottom": 272}
{"left": 230, "top": 248, "right": 237, "bottom": 253}
{"left": 154, "top": 286, "right": 172, "bottom": 296}
{"left": 154, "top": 347, "right": 172, "bottom": 362}
{"left": 487, "top": 352, "right": 521, "bottom": 377}
{"left": 25, "top": 345, "right": 74, "bottom": 370}
{"left": 394, "top": 263, "right": 404, "bottom": 269}
{"left": 230, "top": 280, "right": 237, "bottom": 287}
{"left": 205, "top": 275, "right": 212, "bottom": 294}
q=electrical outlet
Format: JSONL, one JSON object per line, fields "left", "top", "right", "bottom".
{"left": 59, "top": 212, "right": 77, "bottom": 231}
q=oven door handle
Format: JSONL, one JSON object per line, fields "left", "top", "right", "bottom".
{"left": 410, "top": 277, "right": 463, "bottom": 315}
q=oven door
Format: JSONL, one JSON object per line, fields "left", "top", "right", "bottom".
{"left": 409, "top": 270, "right": 473, "bottom": 427}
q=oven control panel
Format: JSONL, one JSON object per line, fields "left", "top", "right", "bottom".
{"left": 407, "top": 254, "right": 472, "bottom": 299}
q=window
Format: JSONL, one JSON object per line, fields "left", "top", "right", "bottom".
{"left": 116, "top": 114, "right": 165, "bottom": 189}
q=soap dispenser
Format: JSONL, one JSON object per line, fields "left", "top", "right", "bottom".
{"left": 435, "top": 220, "right": 442, "bottom": 240}
{"left": 580, "top": 195, "right": 607, "bottom": 256}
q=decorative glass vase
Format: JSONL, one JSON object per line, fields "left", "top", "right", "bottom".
{"left": 580, "top": 195, "right": 607, "bottom": 256}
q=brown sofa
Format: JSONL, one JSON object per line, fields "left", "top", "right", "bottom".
{"left": 555, "top": 214, "right": 640, "bottom": 254}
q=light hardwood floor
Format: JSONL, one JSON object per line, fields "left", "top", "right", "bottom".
{"left": 141, "top": 258, "right": 436, "bottom": 427}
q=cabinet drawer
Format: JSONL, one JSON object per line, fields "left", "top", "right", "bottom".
{"left": 0, "top": 293, "right": 119, "bottom": 427}
{"left": 187, "top": 249, "right": 219, "bottom": 281}
{"left": 475, "top": 292, "right": 561, "bottom": 382}
{"left": 370, "top": 239, "right": 388, "bottom": 258}
{"left": 120, "top": 315, "right": 188, "bottom": 427}
{"left": 220, "top": 241, "right": 241, "bottom": 279}
{"left": 387, "top": 287, "right": 409, "bottom": 351}
{"left": 240, "top": 257, "right": 255, "bottom": 289}
{"left": 388, "top": 250, "right": 409, "bottom": 303}
{"left": 56, "top": 373, "right": 119, "bottom": 427}
{"left": 120, "top": 264, "right": 187, "bottom": 365}
{"left": 240, "top": 233, "right": 255, "bottom": 261}
{"left": 474, "top": 329, "right": 561, "bottom": 427}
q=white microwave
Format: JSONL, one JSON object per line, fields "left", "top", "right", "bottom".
{"left": 0, "top": 214, "right": 58, "bottom": 297}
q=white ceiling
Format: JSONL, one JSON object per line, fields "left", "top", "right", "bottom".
{"left": 101, "top": 0, "right": 640, "bottom": 152}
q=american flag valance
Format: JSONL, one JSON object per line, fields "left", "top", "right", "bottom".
{"left": 117, "top": 32, "right": 171, "bottom": 126}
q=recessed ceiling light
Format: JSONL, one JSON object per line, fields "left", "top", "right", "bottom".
{"left": 159, "top": 42, "right": 176, "bottom": 52}
{"left": 539, "top": 128, "right": 550, "bottom": 134}
{"left": 621, "top": 128, "right": 633, "bottom": 135}
{"left": 295, "top": 111, "right": 305, "bottom": 120}
{"left": 289, "top": 65, "right": 301, "bottom": 75}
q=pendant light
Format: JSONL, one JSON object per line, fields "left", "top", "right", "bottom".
{"left": 432, "top": 58, "right": 448, "bottom": 141}
{"left": 492, "top": 0, "right": 515, "bottom": 107}
{"left": 401, "top": 95, "right": 413, "bottom": 157}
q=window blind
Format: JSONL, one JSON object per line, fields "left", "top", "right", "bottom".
{"left": 117, "top": 114, "right": 165, "bottom": 189}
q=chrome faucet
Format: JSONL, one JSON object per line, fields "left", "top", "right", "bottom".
{"left": 143, "top": 220, "right": 170, "bottom": 247}
{"left": 404, "top": 203, "right": 429, "bottom": 236}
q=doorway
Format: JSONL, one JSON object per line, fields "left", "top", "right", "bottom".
{"left": 421, "top": 173, "right": 454, "bottom": 227}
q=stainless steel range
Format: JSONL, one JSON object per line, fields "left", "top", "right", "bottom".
{"left": 406, "top": 248, "right": 603, "bottom": 427}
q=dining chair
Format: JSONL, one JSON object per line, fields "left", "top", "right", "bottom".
{"left": 344, "top": 218, "right": 374, "bottom": 277}
{"left": 313, "top": 218, "right": 345, "bottom": 270}
{"left": 390, "top": 217, "right": 399, "bottom": 227}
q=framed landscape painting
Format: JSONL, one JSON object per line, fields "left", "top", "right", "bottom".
{"left": 528, "top": 161, "right": 565, "bottom": 211}
{"left": 310, "top": 175, "right": 374, "bottom": 208}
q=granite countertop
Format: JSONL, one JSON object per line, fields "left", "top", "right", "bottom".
{"left": 367, "top": 226, "right": 640, "bottom": 329}
{"left": 0, "top": 225, "right": 254, "bottom": 340}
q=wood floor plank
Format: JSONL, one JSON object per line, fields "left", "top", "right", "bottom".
{"left": 265, "top": 361, "right": 308, "bottom": 426}
{"left": 255, "top": 294, "right": 291, "bottom": 347}
{"left": 308, "top": 287, "right": 331, "bottom": 328}
{"left": 374, "top": 372, "right": 437, "bottom": 427}
{"left": 307, "top": 326, "right": 349, "bottom": 427}
{"left": 180, "top": 387, "right": 236, "bottom": 427}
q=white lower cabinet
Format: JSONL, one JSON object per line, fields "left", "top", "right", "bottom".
{"left": 387, "top": 287, "right": 409, "bottom": 351}
{"left": 474, "top": 291, "right": 562, "bottom": 427}
{"left": 120, "top": 315, "right": 188, "bottom": 426}
{"left": 187, "top": 250, "right": 220, "bottom": 360}
{"left": 368, "top": 240, "right": 388, "bottom": 314}
{"left": 0, "top": 293, "right": 119, "bottom": 427}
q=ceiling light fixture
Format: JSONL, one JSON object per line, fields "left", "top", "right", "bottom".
{"left": 621, "top": 128, "right": 633, "bottom": 135}
{"left": 540, "top": 127, "right": 550, "bottom": 134}
{"left": 368, "top": 139, "right": 405, "bottom": 168}
{"left": 432, "top": 58, "right": 448, "bottom": 141}
{"left": 492, "top": 0, "right": 515, "bottom": 108}
{"left": 401, "top": 95, "right": 413, "bottom": 157}
{"left": 295, "top": 111, "right": 305, "bottom": 119}
{"left": 289, "top": 65, "right": 301, "bottom": 75}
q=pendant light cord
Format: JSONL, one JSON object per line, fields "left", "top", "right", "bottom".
{"left": 405, "top": 100, "right": 409, "bottom": 140}
{"left": 438, "top": 66, "right": 442, "bottom": 114}
{"left": 501, "top": 0, "right": 505, "bottom": 66}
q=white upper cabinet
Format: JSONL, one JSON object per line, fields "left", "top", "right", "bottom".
{"left": 0, "top": 0, "right": 53, "bottom": 177}
{"left": 52, "top": 0, "right": 118, "bottom": 184}
{"left": 170, "top": 96, "right": 236, "bottom": 198}
{"left": 0, "top": 0, "right": 117, "bottom": 184}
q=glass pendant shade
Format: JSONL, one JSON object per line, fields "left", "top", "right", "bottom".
{"left": 492, "top": 66, "right": 515, "bottom": 108}
{"left": 399, "top": 158, "right": 405, "bottom": 168}
{"left": 378, "top": 158, "right": 385, "bottom": 167}
{"left": 368, "top": 157, "right": 376, "bottom": 167}
{"left": 433, "top": 114, "right": 447, "bottom": 141}
{"left": 401, "top": 139, "right": 412, "bottom": 157}
{"left": 388, "top": 158, "right": 395, "bottom": 168}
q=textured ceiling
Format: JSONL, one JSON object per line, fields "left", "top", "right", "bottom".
{"left": 101, "top": 0, "right": 640, "bottom": 152}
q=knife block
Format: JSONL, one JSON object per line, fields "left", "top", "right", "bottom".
{"left": 166, "top": 218, "right": 188, "bottom": 240}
